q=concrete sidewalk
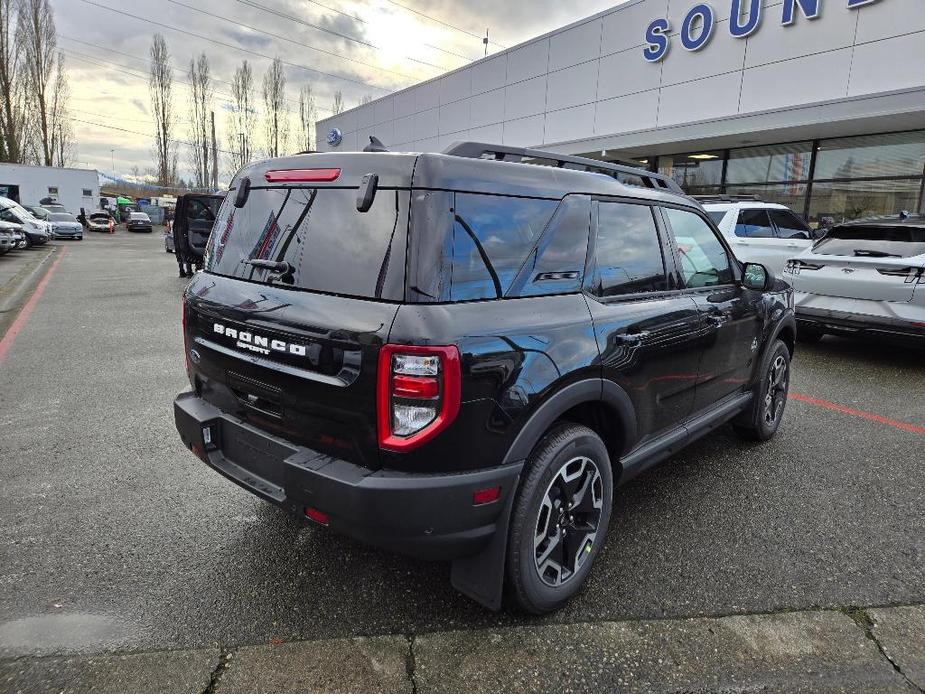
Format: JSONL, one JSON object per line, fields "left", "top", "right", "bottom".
{"left": 2, "top": 605, "right": 922, "bottom": 693}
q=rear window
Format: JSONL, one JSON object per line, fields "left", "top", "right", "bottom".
{"left": 812, "top": 225, "right": 925, "bottom": 258}
{"left": 206, "top": 187, "right": 406, "bottom": 300}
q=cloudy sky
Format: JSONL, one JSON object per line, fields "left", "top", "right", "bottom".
{"left": 53, "top": 0, "right": 623, "bottom": 185}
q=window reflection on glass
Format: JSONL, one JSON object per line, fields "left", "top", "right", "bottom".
{"left": 658, "top": 152, "right": 724, "bottom": 191}
{"left": 725, "top": 184, "right": 808, "bottom": 214}
{"left": 663, "top": 208, "right": 733, "bottom": 288}
{"left": 734, "top": 209, "right": 776, "bottom": 238}
{"left": 726, "top": 142, "right": 812, "bottom": 184}
{"left": 807, "top": 179, "right": 922, "bottom": 226}
{"left": 593, "top": 203, "right": 667, "bottom": 297}
{"left": 813, "top": 131, "right": 925, "bottom": 180}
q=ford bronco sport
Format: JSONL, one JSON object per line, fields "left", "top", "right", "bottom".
{"left": 174, "top": 142, "right": 796, "bottom": 614}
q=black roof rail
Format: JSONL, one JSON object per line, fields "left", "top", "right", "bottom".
{"left": 442, "top": 141, "right": 685, "bottom": 194}
{"left": 692, "top": 194, "right": 763, "bottom": 203}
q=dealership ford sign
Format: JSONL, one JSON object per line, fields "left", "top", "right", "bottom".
{"left": 326, "top": 128, "right": 343, "bottom": 147}
{"left": 644, "top": 0, "right": 883, "bottom": 62}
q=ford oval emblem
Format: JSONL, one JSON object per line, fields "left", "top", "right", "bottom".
{"left": 327, "top": 128, "right": 343, "bottom": 147}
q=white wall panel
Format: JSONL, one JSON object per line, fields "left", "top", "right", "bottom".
{"left": 545, "top": 104, "right": 595, "bottom": 144}
{"left": 549, "top": 20, "right": 602, "bottom": 71}
{"left": 507, "top": 40, "right": 549, "bottom": 84}
{"left": 855, "top": 0, "right": 925, "bottom": 43}
{"left": 356, "top": 104, "right": 376, "bottom": 129}
{"left": 598, "top": 48, "right": 661, "bottom": 100}
{"left": 469, "top": 88, "right": 506, "bottom": 129}
{"left": 470, "top": 54, "right": 507, "bottom": 95}
{"left": 740, "top": 48, "right": 851, "bottom": 113}
{"left": 546, "top": 61, "right": 599, "bottom": 111}
{"left": 394, "top": 89, "right": 417, "bottom": 119}
{"left": 439, "top": 101, "right": 471, "bottom": 135}
{"left": 415, "top": 80, "right": 441, "bottom": 113}
{"left": 374, "top": 97, "right": 394, "bottom": 125}
{"left": 658, "top": 72, "right": 742, "bottom": 127}
{"left": 848, "top": 31, "right": 925, "bottom": 97}
{"left": 503, "top": 114, "right": 545, "bottom": 147}
{"left": 745, "top": 4, "right": 857, "bottom": 68}
{"left": 601, "top": 0, "right": 668, "bottom": 56}
{"left": 596, "top": 89, "right": 659, "bottom": 134}
{"left": 413, "top": 107, "right": 439, "bottom": 139}
{"left": 439, "top": 70, "right": 472, "bottom": 105}
{"left": 394, "top": 115, "right": 415, "bottom": 146}
{"left": 504, "top": 75, "right": 548, "bottom": 121}
{"left": 660, "top": 19, "right": 745, "bottom": 86}
{"left": 469, "top": 123, "right": 504, "bottom": 143}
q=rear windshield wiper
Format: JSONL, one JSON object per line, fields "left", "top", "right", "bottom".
{"left": 242, "top": 258, "right": 295, "bottom": 284}
{"left": 853, "top": 249, "right": 900, "bottom": 258}
{"left": 454, "top": 214, "right": 503, "bottom": 299}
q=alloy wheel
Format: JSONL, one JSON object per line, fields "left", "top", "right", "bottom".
{"left": 534, "top": 456, "right": 603, "bottom": 587}
{"left": 763, "top": 354, "right": 788, "bottom": 426}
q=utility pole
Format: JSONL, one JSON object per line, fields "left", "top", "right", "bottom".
{"left": 483, "top": 29, "right": 489, "bottom": 57}
{"left": 211, "top": 111, "right": 218, "bottom": 190}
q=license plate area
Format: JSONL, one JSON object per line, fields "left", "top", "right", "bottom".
{"left": 220, "top": 420, "right": 295, "bottom": 487}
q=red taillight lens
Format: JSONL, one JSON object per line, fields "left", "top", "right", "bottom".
{"left": 264, "top": 168, "right": 341, "bottom": 183}
{"left": 473, "top": 487, "right": 501, "bottom": 505}
{"left": 305, "top": 507, "right": 330, "bottom": 525}
{"left": 377, "top": 344, "right": 461, "bottom": 452}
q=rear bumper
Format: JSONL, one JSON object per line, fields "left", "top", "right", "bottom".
{"left": 796, "top": 307, "right": 925, "bottom": 342}
{"left": 174, "top": 391, "right": 522, "bottom": 560}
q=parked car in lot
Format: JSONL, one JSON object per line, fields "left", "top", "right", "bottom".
{"left": 0, "top": 221, "right": 26, "bottom": 250}
{"left": 87, "top": 212, "right": 114, "bottom": 233}
{"left": 24, "top": 205, "right": 50, "bottom": 222}
{"left": 174, "top": 143, "right": 796, "bottom": 614}
{"left": 47, "top": 212, "right": 83, "bottom": 240}
{"left": 700, "top": 196, "right": 819, "bottom": 276}
{"left": 172, "top": 193, "right": 223, "bottom": 276}
{"left": 126, "top": 211, "right": 153, "bottom": 233}
{"left": 0, "top": 196, "right": 50, "bottom": 248}
{"left": 0, "top": 223, "right": 15, "bottom": 255}
{"left": 785, "top": 212, "right": 925, "bottom": 345}
{"left": 40, "top": 203, "right": 68, "bottom": 215}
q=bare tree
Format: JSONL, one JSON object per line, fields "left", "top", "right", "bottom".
{"left": 0, "top": 0, "right": 28, "bottom": 163}
{"left": 226, "top": 59, "right": 256, "bottom": 173}
{"left": 50, "top": 52, "right": 73, "bottom": 166}
{"left": 149, "top": 34, "right": 177, "bottom": 186}
{"left": 297, "top": 84, "right": 316, "bottom": 152}
{"left": 262, "top": 57, "right": 288, "bottom": 159}
{"left": 331, "top": 90, "right": 344, "bottom": 115}
{"left": 19, "top": 0, "right": 70, "bottom": 166}
{"left": 187, "top": 52, "right": 213, "bottom": 188}
{"left": 359, "top": 94, "right": 373, "bottom": 106}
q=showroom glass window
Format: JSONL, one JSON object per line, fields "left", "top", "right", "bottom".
{"left": 658, "top": 152, "right": 724, "bottom": 195}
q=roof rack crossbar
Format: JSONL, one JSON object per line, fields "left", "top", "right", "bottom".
{"left": 692, "top": 194, "right": 763, "bottom": 202}
{"left": 442, "top": 142, "right": 684, "bottom": 194}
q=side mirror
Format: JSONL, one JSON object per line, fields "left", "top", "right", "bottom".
{"left": 743, "top": 262, "right": 773, "bottom": 291}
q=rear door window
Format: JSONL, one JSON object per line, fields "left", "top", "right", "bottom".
{"left": 207, "top": 187, "right": 406, "bottom": 300}
{"left": 449, "top": 193, "right": 558, "bottom": 301}
{"left": 735, "top": 209, "right": 776, "bottom": 238}
{"left": 769, "top": 209, "right": 811, "bottom": 239}
{"left": 591, "top": 202, "right": 668, "bottom": 297}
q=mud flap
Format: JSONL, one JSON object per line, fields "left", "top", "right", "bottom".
{"left": 449, "top": 472, "right": 520, "bottom": 611}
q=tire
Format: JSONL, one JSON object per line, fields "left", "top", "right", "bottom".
{"left": 797, "top": 326, "right": 824, "bottom": 343}
{"left": 732, "top": 339, "right": 791, "bottom": 442}
{"left": 507, "top": 423, "right": 614, "bottom": 614}
{"left": 23, "top": 234, "right": 33, "bottom": 249}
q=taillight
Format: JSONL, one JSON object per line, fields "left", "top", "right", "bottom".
{"left": 264, "top": 168, "right": 341, "bottom": 183}
{"left": 377, "top": 344, "right": 461, "bottom": 452}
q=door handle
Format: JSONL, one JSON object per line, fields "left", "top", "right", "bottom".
{"left": 621, "top": 330, "right": 650, "bottom": 343}
{"left": 705, "top": 313, "right": 728, "bottom": 329}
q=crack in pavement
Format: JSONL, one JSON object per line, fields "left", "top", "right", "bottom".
{"left": 844, "top": 607, "right": 924, "bottom": 693}
{"left": 405, "top": 634, "right": 418, "bottom": 694}
{"left": 201, "top": 648, "right": 232, "bottom": 694}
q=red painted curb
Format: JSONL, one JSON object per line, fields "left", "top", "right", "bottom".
{"left": 0, "top": 248, "right": 66, "bottom": 364}
{"left": 789, "top": 392, "right": 925, "bottom": 436}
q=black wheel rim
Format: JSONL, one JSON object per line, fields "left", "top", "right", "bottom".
{"left": 534, "top": 456, "right": 603, "bottom": 587}
{"left": 764, "top": 354, "right": 789, "bottom": 426}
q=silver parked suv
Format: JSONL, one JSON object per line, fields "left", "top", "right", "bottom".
{"left": 784, "top": 213, "right": 925, "bottom": 345}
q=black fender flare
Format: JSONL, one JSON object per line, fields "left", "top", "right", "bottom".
{"left": 451, "top": 378, "right": 637, "bottom": 611}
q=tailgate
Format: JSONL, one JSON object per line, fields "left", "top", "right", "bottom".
{"left": 791, "top": 255, "right": 920, "bottom": 302}
{"left": 186, "top": 274, "right": 398, "bottom": 469}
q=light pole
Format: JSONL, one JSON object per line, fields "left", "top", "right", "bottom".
{"left": 110, "top": 149, "right": 115, "bottom": 173}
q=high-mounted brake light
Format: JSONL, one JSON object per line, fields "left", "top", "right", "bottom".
{"left": 377, "top": 344, "right": 461, "bottom": 452}
{"left": 264, "top": 168, "right": 341, "bottom": 183}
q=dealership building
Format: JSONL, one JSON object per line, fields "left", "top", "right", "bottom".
{"left": 317, "top": 0, "right": 925, "bottom": 224}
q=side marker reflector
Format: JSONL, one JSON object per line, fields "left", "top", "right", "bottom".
{"left": 305, "top": 507, "right": 330, "bottom": 525}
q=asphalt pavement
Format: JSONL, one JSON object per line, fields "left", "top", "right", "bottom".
{"left": 0, "top": 231, "right": 922, "bottom": 691}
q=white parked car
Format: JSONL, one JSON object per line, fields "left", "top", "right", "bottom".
{"left": 700, "top": 197, "right": 819, "bottom": 276}
{"left": 0, "top": 196, "right": 51, "bottom": 248}
{"left": 784, "top": 213, "right": 925, "bottom": 345}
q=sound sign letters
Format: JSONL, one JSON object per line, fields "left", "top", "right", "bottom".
{"left": 643, "top": 0, "right": 884, "bottom": 62}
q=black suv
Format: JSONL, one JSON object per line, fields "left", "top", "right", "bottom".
{"left": 174, "top": 143, "right": 795, "bottom": 613}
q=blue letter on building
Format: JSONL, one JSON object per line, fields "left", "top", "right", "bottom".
{"left": 681, "top": 4, "right": 716, "bottom": 51}
{"left": 730, "top": 0, "right": 762, "bottom": 38}
{"left": 643, "top": 18, "right": 671, "bottom": 62}
{"left": 847, "top": 0, "right": 881, "bottom": 7}
{"left": 781, "top": 0, "right": 821, "bottom": 25}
